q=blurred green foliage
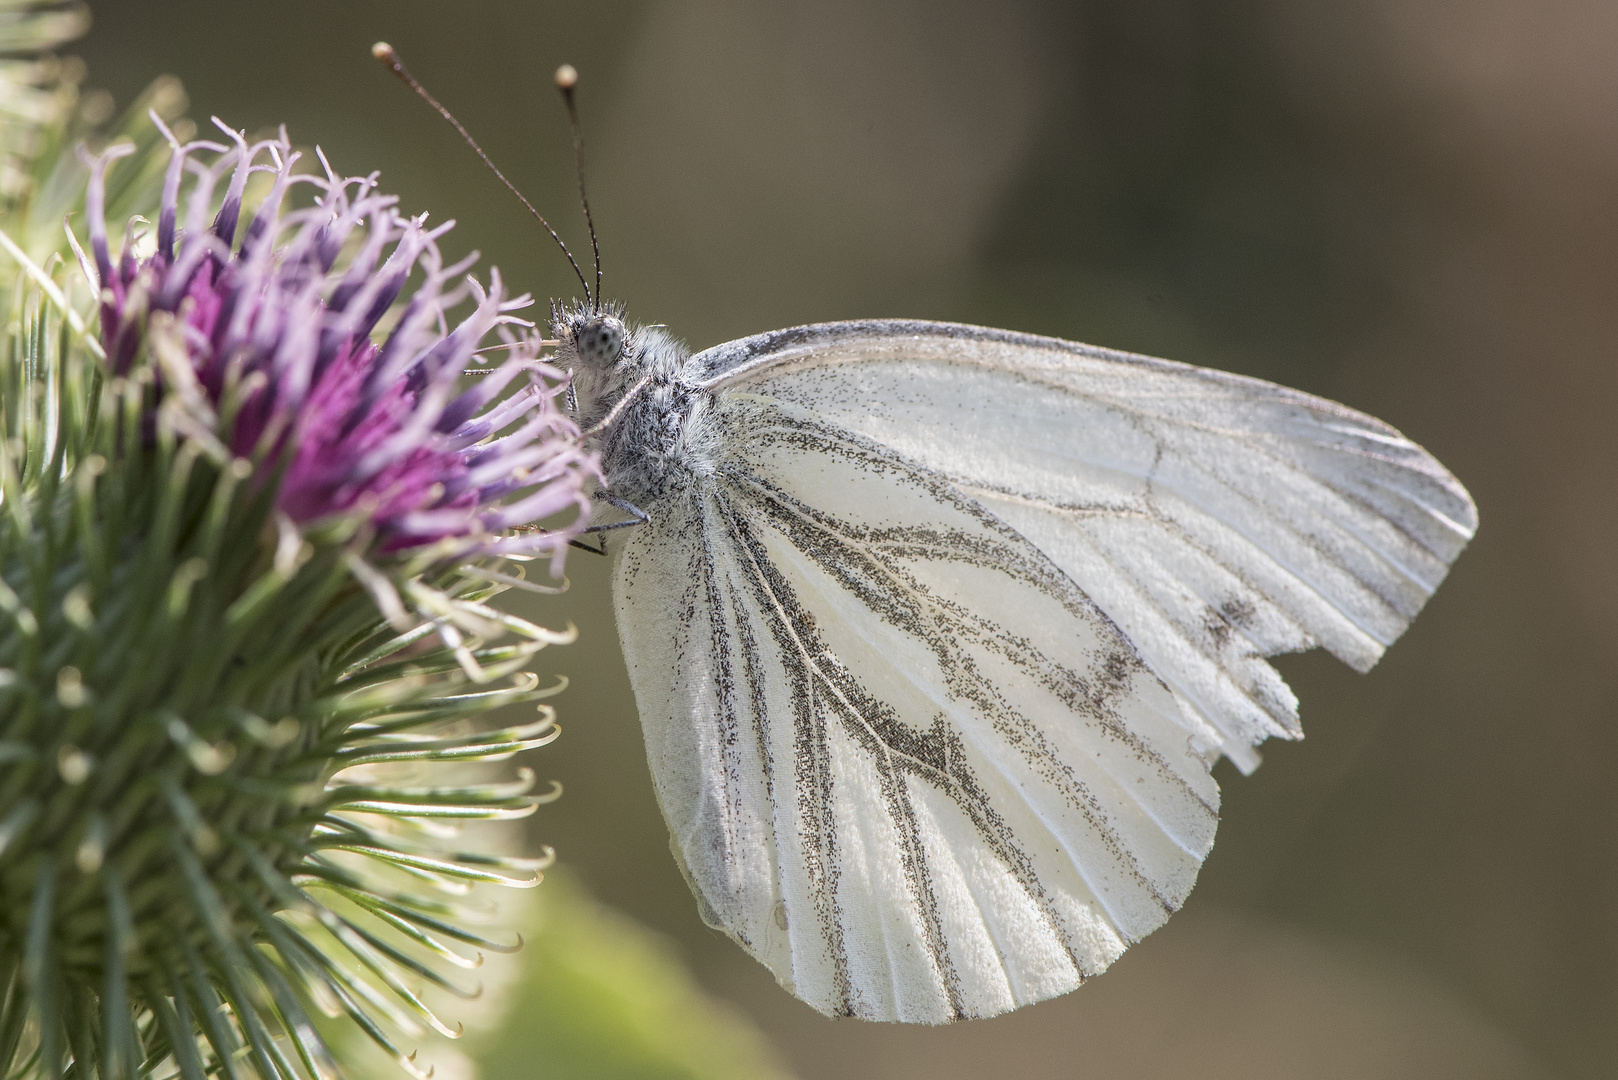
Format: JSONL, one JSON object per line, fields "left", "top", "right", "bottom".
{"left": 468, "top": 875, "right": 792, "bottom": 1080}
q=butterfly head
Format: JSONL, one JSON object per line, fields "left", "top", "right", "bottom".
{"left": 556, "top": 302, "right": 689, "bottom": 379}
{"left": 553, "top": 300, "right": 634, "bottom": 375}
{"left": 552, "top": 301, "right": 651, "bottom": 434}
{"left": 575, "top": 313, "right": 628, "bottom": 368}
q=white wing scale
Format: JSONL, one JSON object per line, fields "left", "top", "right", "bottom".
{"left": 612, "top": 319, "right": 1475, "bottom": 1021}
{"left": 613, "top": 397, "right": 1220, "bottom": 1022}
{"left": 699, "top": 321, "right": 1477, "bottom": 771}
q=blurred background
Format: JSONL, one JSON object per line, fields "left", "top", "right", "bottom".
{"left": 73, "top": 1, "right": 1616, "bottom": 1076}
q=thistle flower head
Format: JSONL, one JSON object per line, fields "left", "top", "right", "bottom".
{"left": 0, "top": 111, "right": 596, "bottom": 1080}
{"left": 83, "top": 118, "right": 594, "bottom": 567}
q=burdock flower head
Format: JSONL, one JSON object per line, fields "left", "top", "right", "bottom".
{"left": 87, "top": 119, "right": 591, "bottom": 569}
{"left": 0, "top": 115, "right": 598, "bottom": 1080}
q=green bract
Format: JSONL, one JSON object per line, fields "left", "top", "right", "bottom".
{"left": 0, "top": 10, "right": 586, "bottom": 1079}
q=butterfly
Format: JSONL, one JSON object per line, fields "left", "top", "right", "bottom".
{"left": 373, "top": 42, "right": 1476, "bottom": 1025}
{"left": 555, "top": 309, "right": 1476, "bottom": 1024}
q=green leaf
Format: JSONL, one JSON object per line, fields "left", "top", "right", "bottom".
{"left": 466, "top": 874, "right": 795, "bottom": 1080}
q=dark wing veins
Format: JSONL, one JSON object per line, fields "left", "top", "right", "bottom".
{"left": 703, "top": 409, "right": 1216, "bottom": 1014}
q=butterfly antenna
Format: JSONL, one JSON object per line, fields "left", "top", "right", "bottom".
{"left": 372, "top": 42, "right": 592, "bottom": 304}
{"left": 554, "top": 64, "right": 602, "bottom": 310}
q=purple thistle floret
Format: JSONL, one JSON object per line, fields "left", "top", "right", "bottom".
{"left": 79, "top": 117, "right": 597, "bottom": 566}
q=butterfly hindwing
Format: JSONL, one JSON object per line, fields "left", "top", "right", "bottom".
{"left": 698, "top": 321, "right": 1477, "bottom": 771}
{"left": 613, "top": 394, "right": 1219, "bottom": 1022}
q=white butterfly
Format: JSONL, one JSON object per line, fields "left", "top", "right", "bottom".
{"left": 367, "top": 40, "right": 1473, "bottom": 1025}
{"left": 556, "top": 310, "right": 1475, "bottom": 1024}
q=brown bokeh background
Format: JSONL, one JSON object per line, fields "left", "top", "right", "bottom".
{"left": 81, "top": 1, "right": 1616, "bottom": 1076}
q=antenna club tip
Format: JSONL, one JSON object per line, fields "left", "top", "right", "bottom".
{"left": 372, "top": 41, "right": 396, "bottom": 62}
{"left": 554, "top": 64, "right": 578, "bottom": 90}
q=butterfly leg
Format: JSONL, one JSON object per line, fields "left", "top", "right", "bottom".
{"left": 568, "top": 493, "right": 650, "bottom": 556}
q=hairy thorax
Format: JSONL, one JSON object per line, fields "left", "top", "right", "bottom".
{"left": 555, "top": 307, "right": 722, "bottom": 505}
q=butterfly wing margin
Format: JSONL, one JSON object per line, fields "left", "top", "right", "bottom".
{"left": 612, "top": 396, "right": 1219, "bottom": 1022}
{"left": 695, "top": 320, "right": 1477, "bottom": 771}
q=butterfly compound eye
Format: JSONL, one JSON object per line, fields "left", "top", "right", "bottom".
{"left": 577, "top": 316, "right": 627, "bottom": 367}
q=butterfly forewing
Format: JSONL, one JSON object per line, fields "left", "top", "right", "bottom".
{"left": 699, "top": 321, "right": 1478, "bottom": 772}
{"left": 613, "top": 393, "right": 1219, "bottom": 1022}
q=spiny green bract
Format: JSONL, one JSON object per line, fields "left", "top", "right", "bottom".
{"left": 0, "top": 13, "right": 586, "bottom": 1080}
